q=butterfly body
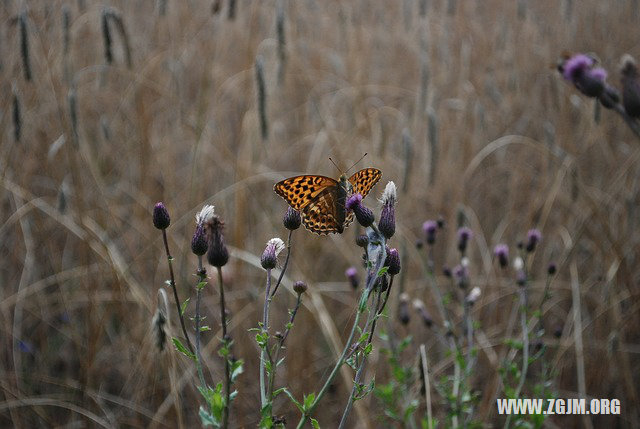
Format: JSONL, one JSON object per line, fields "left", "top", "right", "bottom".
{"left": 274, "top": 168, "right": 382, "bottom": 235}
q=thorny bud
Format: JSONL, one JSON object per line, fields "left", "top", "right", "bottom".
{"left": 466, "top": 286, "right": 481, "bottom": 305}
{"left": 422, "top": 220, "right": 438, "bottom": 245}
{"left": 385, "top": 247, "right": 401, "bottom": 276}
{"left": 548, "top": 262, "right": 557, "bottom": 275}
{"left": 493, "top": 244, "right": 509, "bottom": 268}
{"left": 457, "top": 227, "right": 473, "bottom": 253}
{"left": 378, "top": 181, "right": 397, "bottom": 239}
{"left": 355, "top": 234, "right": 369, "bottom": 248}
{"left": 283, "top": 206, "right": 301, "bottom": 230}
{"left": 205, "top": 213, "right": 229, "bottom": 268}
{"left": 620, "top": 54, "right": 640, "bottom": 118}
{"left": 525, "top": 228, "right": 542, "bottom": 253}
{"left": 293, "top": 280, "right": 307, "bottom": 294}
{"left": 346, "top": 193, "right": 374, "bottom": 228}
{"left": 261, "top": 238, "right": 285, "bottom": 270}
{"left": 153, "top": 202, "right": 170, "bottom": 230}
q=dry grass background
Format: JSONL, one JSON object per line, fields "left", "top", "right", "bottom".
{"left": 1, "top": 0, "right": 639, "bottom": 427}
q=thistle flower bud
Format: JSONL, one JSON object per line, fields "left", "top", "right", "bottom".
{"left": 422, "top": 220, "right": 438, "bottom": 245}
{"left": 453, "top": 264, "right": 468, "bottom": 289}
{"left": 345, "top": 267, "right": 359, "bottom": 289}
{"left": 413, "top": 299, "right": 433, "bottom": 327}
{"left": 293, "top": 280, "right": 307, "bottom": 294}
{"left": 355, "top": 234, "right": 369, "bottom": 248}
{"left": 378, "top": 182, "right": 397, "bottom": 239}
{"left": 620, "top": 54, "right": 640, "bottom": 118}
{"left": 152, "top": 202, "right": 170, "bottom": 230}
{"left": 599, "top": 84, "right": 620, "bottom": 109}
{"left": 283, "top": 207, "right": 301, "bottom": 230}
{"left": 493, "top": 244, "right": 509, "bottom": 268}
{"left": 261, "top": 238, "right": 285, "bottom": 269}
{"left": 457, "top": 227, "right": 473, "bottom": 253}
{"left": 525, "top": 228, "right": 542, "bottom": 253}
{"left": 385, "top": 247, "right": 401, "bottom": 275}
{"left": 346, "top": 193, "right": 374, "bottom": 227}
{"left": 398, "top": 293, "right": 410, "bottom": 325}
{"left": 191, "top": 224, "right": 208, "bottom": 255}
{"left": 205, "top": 214, "right": 229, "bottom": 268}
{"left": 547, "top": 262, "right": 557, "bottom": 275}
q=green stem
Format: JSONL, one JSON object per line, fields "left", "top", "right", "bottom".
{"left": 162, "top": 230, "right": 195, "bottom": 354}
{"left": 217, "top": 267, "right": 231, "bottom": 429}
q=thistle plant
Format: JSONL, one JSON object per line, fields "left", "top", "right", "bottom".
{"left": 153, "top": 203, "right": 243, "bottom": 428}
{"left": 558, "top": 52, "right": 640, "bottom": 139}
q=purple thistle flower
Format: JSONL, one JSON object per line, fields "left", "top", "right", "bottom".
{"left": 422, "top": 220, "right": 438, "bottom": 245}
{"left": 345, "top": 266, "right": 359, "bottom": 289}
{"left": 261, "top": 238, "right": 285, "bottom": 270}
{"left": 191, "top": 224, "right": 208, "bottom": 256}
{"left": 457, "top": 227, "right": 473, "bottom": 253}
{"left": 385, "top": 247, "right": 401, "bottom": 276}
{"left": 346, "top": 193, "right": 374, "bottom": 227}
{"left": 560, "top": 53, "right": 605, "bottom": 98}
{"left": 493, "top": 244, "right": 509, "bottom": 268}
{"left": 152, "top": 202, "right": 170, "bottom": 230}
{"left": 525, "top": 228, "right": 542, "bottom": 253}
{"left": 378, "top": 182, "right": 397, "bottom": 239}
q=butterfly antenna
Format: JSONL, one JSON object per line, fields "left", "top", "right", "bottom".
{"left": 328, "top": 157, "right": 343, "bottom": 174}
{"left": 345, "top": 153, "right": 368, "bottom": 173}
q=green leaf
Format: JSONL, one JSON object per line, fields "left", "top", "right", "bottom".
{"left": 197, "top": 280, "right": 208, "bottom": 291}
{"left": 363, "top": 343, "right": 373, "bottom": 356}
{"left": 180, "top": 298, "right": 190, "bottom": 316}
{"left": 199, "top": 406, "right": 216, "bottom": 426}
{"left": 377, "top": 266, "right": 389, "bottom": 276}
{"left": 310, "top": 418, "right": 320, "bottom": 429}
{"left": 231, "top": 359, "right": 244, "bottom": 382}
{"left": 303, "top": 392, "right": 316, "bottom": 411}
{"left": 200, "top": 325, "right": 211, "bottom": 332}
{"left": 172, "top": 338, "right": 196, "bottom": 361}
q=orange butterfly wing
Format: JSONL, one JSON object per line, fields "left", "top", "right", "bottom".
{"left": 274, "top": 175, "right": 338, "bottom": 211}
{"left": 348, "top": 168, "right": 382, "bottom": 198}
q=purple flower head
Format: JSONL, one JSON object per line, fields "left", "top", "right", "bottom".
{"left": 345, "top": 266, "right": 359, "bottom": 289}
{"left": 457, "top": 227, "right": 473, "bottom": 253}
{"left": 355, "top": 234, "right": 369, "bottom": 248}
{"left": 261, "top": 238, "right": 285, "bottom": 270}
{"left": 385, "top": 247, "right": 401, "bottom": 276}
{"left": 422, "top": 220, "right": 438, "bottom": 245}
{"left": 191, "top": 224, "right": 208, "bottom": 256}
{"left": 346, "top": 193, "right": 363, "bottom": 210}
{"left": 561, "top": 54, "right": 595, "bottom": 81}
{"left": 346, "top": 193, "right": 374, "bottom": 227}
{"left": 378, "top": 182, "right": 397, "bottom": 239}
{"left": 561, "top": 54, "right": 605, "bottom": 97}
{"left": 493, "top": 244, "right": 509, "bottom": 268}
{"left": 153, "top": 202, "right": 170, "bottom": 230}
{"left": 525, "top": 228, "right": 542, "bottom": 253}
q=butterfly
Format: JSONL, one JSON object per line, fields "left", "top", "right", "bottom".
{"left": 274, "top": 168, "right": 382, "bottom": 235}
